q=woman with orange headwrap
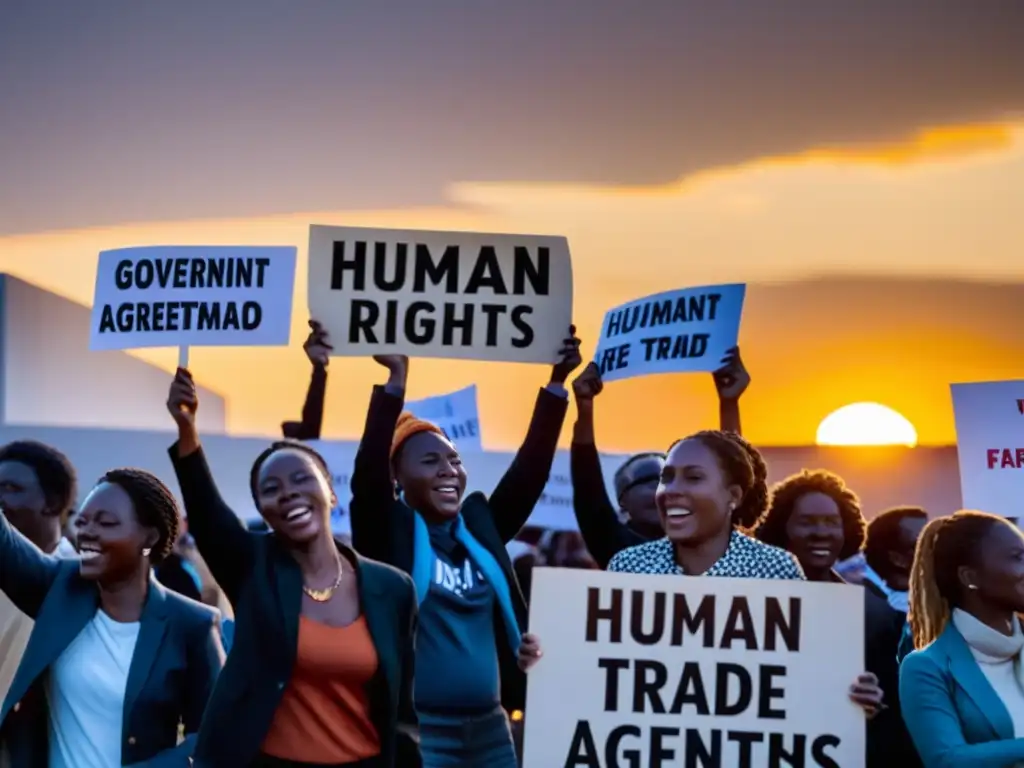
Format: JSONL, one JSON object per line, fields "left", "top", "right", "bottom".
{"left": 350, "top": 329, "right": 581, "bottom": 768}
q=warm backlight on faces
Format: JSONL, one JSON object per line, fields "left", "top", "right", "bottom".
{"left": 815, "top": 402, "right": 918, "bottom": 447}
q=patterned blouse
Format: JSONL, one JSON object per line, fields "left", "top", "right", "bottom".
{"left": 607, "top": 529, "right": 805, "bottom": 580}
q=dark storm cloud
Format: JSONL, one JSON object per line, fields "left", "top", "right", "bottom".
{"left": 1, "top": 0, "right": 1021, "bottom": 233}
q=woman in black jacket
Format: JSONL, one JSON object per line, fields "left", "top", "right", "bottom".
{"left": 166, "top": 368, "right": 419, "bottom": 768}
{"left": 351, "top": 335, "right": 579, "bottom": 768}
{"left": 0, "top": 466, "right": 223, "bottom": 767}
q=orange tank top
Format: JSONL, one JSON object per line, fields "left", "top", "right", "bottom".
{"left": 261, "top": 614, "right": 381, "bottom": 763}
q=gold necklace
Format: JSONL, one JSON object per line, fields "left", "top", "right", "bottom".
{"left": 302, "top": 559, "right": 344, "bottom": 602}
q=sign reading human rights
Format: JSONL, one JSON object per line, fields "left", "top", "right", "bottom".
{"left": 593, "top": 284, "right": 745, "bottom": 382}
{"left": 522, "top": 567, "right": 864, "bottom": 767}
{"left": 90, "top": 245, "right": 297, "bottom": 350}
{"left": 306, "top": 225, "right": 573, "bottom": 363}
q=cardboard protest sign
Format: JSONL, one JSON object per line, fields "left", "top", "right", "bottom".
{"left": 523, "top": 567, "right": 864, "bottom": 767}
{"left": 90, "top": 246, "right": 297, "bottom": 350}
{"left": 307, "top": 225, "right": 573, "bottom": 363}
{"left": 593, "top": 284, "right": 745, "bottom": 382}
{"left": 407, "top": 385, "right": 483, "bottom": 451}
{"left": 951, "top": 380, "right": 1024, "bottom": 517}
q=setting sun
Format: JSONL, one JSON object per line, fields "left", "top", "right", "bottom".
{"left": 816, "top": 403, "right": 919, "bottom": 447}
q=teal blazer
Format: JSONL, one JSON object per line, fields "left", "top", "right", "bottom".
{"left": 900, "top": 620, "right": 1024, "bottom": 767}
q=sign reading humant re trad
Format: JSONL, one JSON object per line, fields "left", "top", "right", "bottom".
{"left": 307, "top": 226, "right": 573, "bottom": 363}
{"left": 522, "top": 568, "right": 864, "bottom": 767}
{"left": 593, "top": 284, "right": 745, "bottom": 382}
{"left": 90, "top": 245, "right": 297, "bottom": 350}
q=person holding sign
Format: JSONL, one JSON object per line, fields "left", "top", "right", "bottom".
{"left": 901, "top": 511, "right": 1024, "bottom": 767}
{"left": 166, "top": 370, "right": 420, "bottom": 768}
{"left": 755, "top": 470, "right": 921, "bottom": 768}
{"left": 0, "top": 466, "right": 224, "bottom": 767}
{"left": 569, "top": 347, "right": 750, "bottom": 568}
{"left": 606, "top": 430, "right": 886, "bottom": 716}
{"left": 350, "top": 330, "right": 580, "bottom": 767}
{"left": 281, "top": 320, "right": 332, "bottom": 440}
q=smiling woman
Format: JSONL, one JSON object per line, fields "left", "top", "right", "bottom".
{"left": 816, "top": 402, "right": 918, "bottom": 447}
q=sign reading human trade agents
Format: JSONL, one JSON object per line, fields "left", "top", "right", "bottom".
{"left": 306, "top": 225, "right": 573, "bottom": 363}
{"left": 522, "top": 567, "right": 864, "bottom": 767}
{"left": 90, "top": 245, "right": 297, "bottom": 350}
{"left": 951, "top": 380, "right": 1024, "bottom": 517}
{"left": 592, "top": 283, "right": 745, "bottom": 382}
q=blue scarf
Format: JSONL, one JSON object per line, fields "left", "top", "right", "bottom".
{"left": 407, "top": 500, "right": 522, "bottom": 654}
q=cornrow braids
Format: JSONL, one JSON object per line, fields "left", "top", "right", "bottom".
{"left": 249, "top": 439, "right": 333, "bottom": 505}
{"left": 757, "top": 469, "right": 865, "bottom": 560}
{"left": 676, "top": 430, "right": 770, "bottom": 530}
{"left": 908, "top": 511, "right": 1004, "bottom": 649}
{"left": 100, "top": 468, "right": 180, "bottom": 565}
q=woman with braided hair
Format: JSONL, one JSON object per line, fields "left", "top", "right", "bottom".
{"left": 167, "top": 367, "right": 420, "bottom": 768}
{"left": 607, "top": 430, "right": 885, "bottom": 717}
{"left": 900, "top": 511, "right": 1024, "bottom": 766}
{"left": 0, "top": 466, "right": 224, "bottom": 767}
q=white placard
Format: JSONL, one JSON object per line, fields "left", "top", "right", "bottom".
{"left": 951, "top": 380, "right": 1024, "bottom": 517}
{"left": 90, "top": 245, "right": 297, "bottom": 350}
{"left": 307, "top": 442, "right": 624, "bottom": 535}
{"left": 307, "top": 225, "right": 573, "bottom": 363}
{"left": 407, "top": 385, "right": 483, "bottom": 451}
{"left": 593, "top": 284, "right": 745, "bottom": 382}
{"left": 522, "top": 567, "right": 864, "bottom": 767}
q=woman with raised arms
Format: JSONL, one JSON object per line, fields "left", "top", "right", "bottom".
{"left": 607, "top": 431, "right": 886, "bottom": 720}
{"left": 166, "top": 368, "right": 420, "bottom": 768}
{"left": 349, "top": 327, "right": 581, "bottom": 768}
{"left": 0, "top": 465, "right": 223, "bottom": 767}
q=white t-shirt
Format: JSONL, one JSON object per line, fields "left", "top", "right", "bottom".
{"left": 47, "top": 610, "right": 141, "bottom": 768}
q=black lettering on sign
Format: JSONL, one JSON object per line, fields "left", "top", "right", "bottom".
{"left": 97, "top": 301, "right": 262, "bottom": 334}
{"left": 639, "top": 333, "right": 710, "bottom": 362}
{"left": 343, "top": 299, "right": 536, "bottom": 350}
{"left": 604, "top": 292, "right": 723, "bottom": 340}
{"left": 586, "top": 588, "right": 800, "bottom": 651}
{"left": 113, "top": 257, "right": 270, "bottom": 290}
{"left": 597, "top": 343, "right": 630, "bottom": 375}
{"left": 812, "top": 735, "right": 841, "bottom": 768}
{"left": 728, "top": 731, "right": 763, "bottom": 767}
{"left": 329, "top": 241, "right": 551, "bottom": 295}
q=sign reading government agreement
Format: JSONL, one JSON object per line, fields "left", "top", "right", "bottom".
{"left": 522, "top": 567, "right": 865, "bottom": 767}
{"left": 307, "top": 225, "right": 573, "bottom": 364}
{"left": 90, "top": 245, "right": 297, "bottom": 350}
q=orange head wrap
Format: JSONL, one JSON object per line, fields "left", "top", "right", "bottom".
{"left": 390, "top": 412, "right": 444, "bottom": 461}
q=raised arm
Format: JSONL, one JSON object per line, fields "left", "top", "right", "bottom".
{"left": 713, "top": 346, "right": 749, "bottom": 435}
{"left": 350, "top": 356, "right": 408, "bottom": 561}
{"left": 489, "top": 327, "right": 580, "bottom": 543}
{"left": 900, "top": 651, "right": 1024, "bottom": 767}
{"left": 0, "top": 508, "right": 60, "bottom": 618}
{"left": 166, "top": 368, "right": 255, "bottom": 604}
{"left": 569, "top": 363, "right": 646, "bottom": 569}
{"left": 283, "top": 320, "right": 332, "bottom": 440}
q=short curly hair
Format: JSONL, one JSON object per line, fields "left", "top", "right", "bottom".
{"left": 756, "top": 469, "right": 865, "bottom": 561}
{"left": 670, "top": 430, "right": 769, "bottom": 530}
{"left": 0, "top": 440, "right": 78, "bottom": 522}
{"left": 100, "top": 468, "right": 181, "bottom": 565}
{"left": 249, "top": 439, "right": 333, "bottom": 506}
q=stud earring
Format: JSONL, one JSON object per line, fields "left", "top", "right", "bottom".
{"left": 142, "top": 547, "right": 152, "bottom": 557}
{"left": 967, "top": 584, "right": 978, "bottom": 590}
{"left": 728, "top": 502, "right": 736, "bottom": 511}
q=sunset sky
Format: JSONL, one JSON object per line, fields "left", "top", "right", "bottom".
{"left": 1, "top": 1, "right": 1023, "bottom": 451}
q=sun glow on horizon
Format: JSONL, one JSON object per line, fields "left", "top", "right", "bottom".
{"left": 816, "top": 403, "right": 919, "bottom": 447}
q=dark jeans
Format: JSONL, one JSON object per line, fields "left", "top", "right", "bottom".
{"left": 419, "top": 707, "right": 517, "bottom": 768}
{"left": 252, "top": 754, "right": 381, "bottom": 768}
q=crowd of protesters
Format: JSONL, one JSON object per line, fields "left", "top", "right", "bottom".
{"left": 0, "top": 318, "right": 1019, "bottom": 767}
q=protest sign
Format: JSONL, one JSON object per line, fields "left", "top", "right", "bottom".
{"left": 951, "top": 380, "right": 1024, "bottom": 517}
{"left": 306, "top": 441, "right": 624, "bottom": 535}
{"left": 407, "top": 385, "right": 483, "bottom": 451}
{"left": 523, "top": 567, "right": 864, "bottom": 767}
{"left": 593, "top": 284, "right": 745, "bottom": 382}
{"left": 90, "top": 245, "right": 297, "bottom": 350}
{"left": 307, "top": 225, "right": 573, "bottom": 363}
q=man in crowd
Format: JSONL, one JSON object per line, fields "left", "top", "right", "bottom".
{"left": 863, "top": 505, "right": 928, "bottom": 612}
{"left": 0, "top": 441, "right": 79, "bottom": 766}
